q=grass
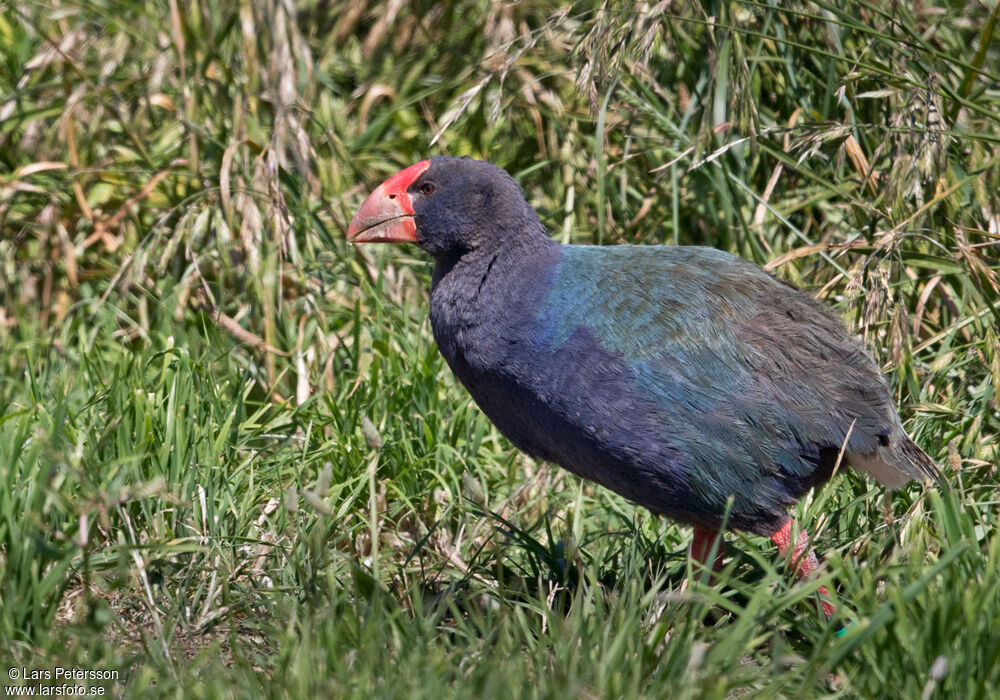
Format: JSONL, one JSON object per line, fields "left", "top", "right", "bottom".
{"left": 1, "top": 0, "right": 999, "bottom": 696}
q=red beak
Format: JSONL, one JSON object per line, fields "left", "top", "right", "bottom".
{"left": 347, "top": 160, "right": 431, "bottom": 243}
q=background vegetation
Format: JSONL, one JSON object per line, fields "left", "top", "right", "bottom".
{"left": 2, "top": 0, "right": 998, "bottom": 696}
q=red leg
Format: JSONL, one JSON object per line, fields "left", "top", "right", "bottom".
{"left": 690, "top": 526, "right": 726, "bottom": 579}
{"left": 771, "top": 519, "right": 836, "bottom": 619}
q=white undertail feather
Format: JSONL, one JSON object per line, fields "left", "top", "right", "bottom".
{"left": 849, "top": 435, "right": 940, "bottom": 489}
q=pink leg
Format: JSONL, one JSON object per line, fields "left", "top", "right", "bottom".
{"left": 690, "top": 526, "right": 726, "bottom": 579}
{"left": 771, "top": 519, "right": 836, "bottom": 619}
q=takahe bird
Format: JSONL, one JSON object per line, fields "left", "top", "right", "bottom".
{"left": 347, "top": 156, "right": 939, "bottom": 618}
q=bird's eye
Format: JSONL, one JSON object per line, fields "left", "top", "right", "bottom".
{"left": 419, "top": 182, "right": 436, "bottom": 195}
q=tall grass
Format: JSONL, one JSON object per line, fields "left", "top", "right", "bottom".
{"left": 1, "top": 0, "right": 998, "bottom": 696}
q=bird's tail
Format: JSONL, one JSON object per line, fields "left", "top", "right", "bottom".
{"left": 898, "top": 435, "right": 942, "bottom": 485}
{"left": 848, "top": 434, "right": 941, "bottom": 489}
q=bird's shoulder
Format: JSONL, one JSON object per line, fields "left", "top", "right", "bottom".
{"left": 540, "top": 244, "right": 792, "bottom": 355}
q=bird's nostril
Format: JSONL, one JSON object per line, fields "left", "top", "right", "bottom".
{"left": 388, "top": 193, "right": 396, "bottom": 199}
